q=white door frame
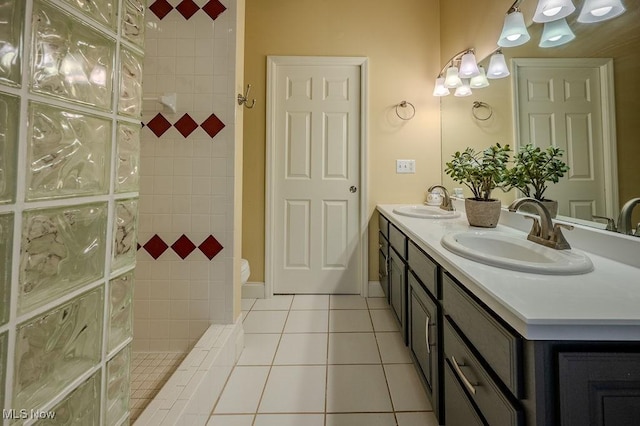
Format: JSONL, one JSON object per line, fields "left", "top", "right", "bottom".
{"left": 512, "top": 58, "right": 619, "bottom": 218}
{"left": 265, "top": 55, "right": 369, "bottom": 298}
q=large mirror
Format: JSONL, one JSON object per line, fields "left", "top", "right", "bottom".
{"left": 441, "top": 0, "right": 640, "bottom": 228}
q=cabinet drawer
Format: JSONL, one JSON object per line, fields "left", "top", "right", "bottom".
{"left": 408, "top": 240, "right": 438, "bottom": 298}
{"left": 378, "top": 249, "right": 389, "bottom": 301}
{"left": 389, "top": 248, "right": 406, "bottom": 338}
{"left": 379, "top": 231, "right": 388, "bottom": 253}
{"left": 443, "top": 274, "right": 523, "bottom": 397}
{"left": 444, "top": 361, "right": 485, "bottom": 426}
{"left": 444, "top": 319, "right": 522, "bottom": 426}
{"left": 379, "top": 213, "right": 389, "bottom": 240}
{"left": 389, "top": 223, "right": 407, "bottom": 259}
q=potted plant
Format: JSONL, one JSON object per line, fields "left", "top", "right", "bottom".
{"left": 445, "top": 143, "right": 511, "bottom": 227}
{"left": 505, "top": 144, "right": 569, "bottom": 218}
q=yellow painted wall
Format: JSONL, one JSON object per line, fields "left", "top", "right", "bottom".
{"left": 242, "top": 0, "right": 442, "bottom": 282}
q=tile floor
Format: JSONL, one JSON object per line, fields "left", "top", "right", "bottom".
{"left": 130, "top": 352, "right": 186, "bottom": 422}
{"left": 207, "top": 295, "right": 438, "bottom": 426}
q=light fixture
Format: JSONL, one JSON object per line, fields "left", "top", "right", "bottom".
{"left": 486, "top": 50, "right": 510, "bottom": 79}
{"left": 539, "top": 18, "right": 576, "bottom": 47}
{"left": 432, "top": 77, "right": 450, "bottom": 97}
{"left": 533, "top": 0, "right": 576, "bottom": 23}
{"left": 454, "top": 80, "right": 473, "bottom": 97}
{"left": 444, "top": 65, "right": 463, "bottom": 88}
{"left": 459, "top": 51, "right": 481, "bottom": 78}
{"left": 577, "top": 0, "right": 625, "bottom": 23}
{"left": 470, "top": 66, "right": 490, "bottom": 89}
{"left": 498, "top": 8, "right": 531, "bottom": 47}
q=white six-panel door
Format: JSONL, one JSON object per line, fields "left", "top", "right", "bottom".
{"left": 513, "top": 58, "right": 617, "bottom": 220}
{"left": 267, "top": 57, "right": 365, "bottom": 294}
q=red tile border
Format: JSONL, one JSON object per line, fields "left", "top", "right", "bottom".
{"left": 142, "top": 113, "right": 226, "bottom": 140}
{"left": 138, "top": 234, "right": 224, "bottom": 261}
{"left": 146, "top": 113, "right": 173, "bottom": 137}
{"left": 174, "top": 113, "right": 199, "bottom": 137}
{"left": 202, "top": 0, "right": 227, "bottom": 20}
{"left": 149, "top": 0, "right": 226, "bottom": 21}
{"left": 149, "top": 0, "right": 174, "bottom": 20}
{"left": 200, "top": 114, "right": 225, "bottom": 138}
{"left": 176, "top": 0, "right": 200, "bottom": 20}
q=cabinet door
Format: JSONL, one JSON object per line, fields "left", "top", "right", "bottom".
{"left": 389, "top": 248, "right": 406, "bottom": 340}
{"left": 378, "top": 248, "right": 389, "bottom": 301}
{"left": 444, "top": 360, "right": 486, "bottom": 426}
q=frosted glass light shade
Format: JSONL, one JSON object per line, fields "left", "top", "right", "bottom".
{"left": 487, "top": 52, "right": 511, "bottom": 79}
{"left": 433, "top": 77, "right": 450, "bottom": 97}
{"left": 454, "top": 80, "right": 473, "bottom": 97}
{"left": 498, "top": 11, "right": 531, "bottom": 47}
{"left": 539, "top": 19, "right": 576, "bottom": 47}
{"left": 533, "top": 0, "right": 576, "bottom": 23}
{"left": 444, "top": 66, "right": 462, "bottom": 88}
{"left": 470, "top": 67, "right": 490, "bottom": 89}
{"left": 577, "top": 0, "right": 625, "bottom": 22}
{"left": 459, "top": 52, "right": 481, "bottom": 78}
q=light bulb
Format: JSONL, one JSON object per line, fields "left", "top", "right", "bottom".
{"left": 432, "top": 77, "right": 450, "bottom": 97}
{"left": 543, "top": 6, "right": 563, "bottom": 16}
{"left": 533, "top": 0, "right": 576, "bottom": 23}
{"left": 487, "top": 52, "right": 510, "bottom": 79}
{"left": 444, "top": 66, "right": 462, "bottom": 88}
{"left": 459, "top": 51, "right": 480, "bottom": 78}
{"left": 539, "top": 18, "right": 575, "bottom": 47}
{"left": 470, "top": 66, "right": 490, "bottom": 89}
{"left": 498, "top": 10, "right": 530, "bottom": 47}
{"left": 591, "top": 6, "right": 612, "bottom": 16}
{"left": 578, "top": 0, "right": 625, "bottom": 23}
{"left": 454, "top": 80, "right": 472, "bottom": 97}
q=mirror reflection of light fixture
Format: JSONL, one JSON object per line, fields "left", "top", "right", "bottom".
{"left": 454, "top": 80, "right": 473, "bottom": 97}
{"left": 498, "top": 8, "right": 531, "bottom": 47}
{"left": 577, "top": 0, "right": 626, "bottom": 23}
{"left": 459, "top": 51, "right": 481, "bottom": 78}
{"left": 433, "top": 48, "right": 487, "bottom": 97}
{"left": 432, "top": 77, "right": 451, "bottom": 97}
{"left": 487, "top": 50, "right": 511, "bottom": 79}
{"left": 470, "top": 66, "right": 490, "bottom": 89}
{"left": 533, "top": 0, "right": 576, "bottom": 23}
{"left": 444, "top": 65, "right": 463, "bottom": 88}
{"left": 539, "top": 18, "right": 576, "bottom": 47}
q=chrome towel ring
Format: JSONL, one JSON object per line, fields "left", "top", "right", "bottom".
{"left": 395, "top": 101, "right": 415, "bottom": 120}
{"left": 472, "top": 101, "right": 493, "bottom": 121}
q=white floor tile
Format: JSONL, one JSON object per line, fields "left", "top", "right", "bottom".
{"left": 242, "top": 311, "right": 288, "bottom": 334}
{"left": 213, "top": 366, "right": 270, "bottom": 414}
{"left": 330, "top": 295, "right": 368, "bottom": 310}
{"left": 240, "top": 298, "right": 256, "bottom": 311}
{"left": 291, "top": 294, "right": 330, "bottom": 310}
{"left": 329, "top": 310, "right": 373, "bottom": 332}
{"left": 326, "top": 365, "right": 392, "bottom": 412}
{"left": 283, "top": 310, "right": 329, "bottom": 333}
{"left": 384, "top": 364, "right": 432, "bottom": 411}
{"left": 396, "top": 412, "right": 439, "bottom": 426}
{"left": 328, "top": 333, "right": 380, "bottom": 364}
{"left": 259, "top": 366, "right": 326, "bottom": 413}
{"left": 236, "top": 334, "right": 280, "bottom": 365}
{"left": 251, "top": 295, "right": 293, "bottom": 311}
{"left": 366, "top": 297, "right": 390, "bottom": 309}
{"left": 207, "top": 414, "right": 254, "bottom": 426}
{"left": 274, "top": 333, "right": 328, "bottom": 365}
{"left": 325, "top": 413, "right": 396, "bottom": 426}
{"left": 254, "top": 414, "right": 324, "bottom": 426}
{"left": 370, "top": 309, "right": 400, "bottom": 332}
{"left": 376, "top": 332, "right": 413, "bottom": 364}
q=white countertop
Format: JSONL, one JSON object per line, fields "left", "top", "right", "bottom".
{"left": 377, "top": 204, "right": 640, "bottom": 341}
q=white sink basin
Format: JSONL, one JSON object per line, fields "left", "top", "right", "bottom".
{"left": 393, "top": 205, "right": 461, "bottom": 219}
{"left": 441, "top": 230, "right": 593, "bottom": 275}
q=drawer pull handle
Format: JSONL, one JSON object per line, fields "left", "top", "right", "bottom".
{"left": 451, "top": 356, "right": 478, "bottom": 395}
{"left": 425, "top": 315, "right": 430, "bottom": 354}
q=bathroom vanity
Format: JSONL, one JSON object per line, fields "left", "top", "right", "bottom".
{"left": 377, "top": 204, "right": 640, "bottom": 426}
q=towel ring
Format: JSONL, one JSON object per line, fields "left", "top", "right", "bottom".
{"left": 472, "top": 101, "right": 492, "bottom": 121}
{"left": 395, "top": 101, "right": 415, "bottom": 120}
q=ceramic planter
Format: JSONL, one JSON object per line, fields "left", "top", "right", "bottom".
{"left": 465, "top": 198, "right": 502, "bottom": 228}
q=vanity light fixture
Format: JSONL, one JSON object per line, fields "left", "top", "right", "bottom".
{"left": 577, "top": 0, "right": 626, "bottom": 23}
{"left": 539, "top": 18, "right": 576, "bottom": 47}
{"left": 444, "top": 65, "right": 463, "bottom": 88}
{"left": 432, "top": 77, "right": 451, "bottom": 97}
{"left": 459, "top": 51, "right": 481, "bottom": 78}
{"left": 470, "top": 66, "right": 490, "bottom": 89}
{"left": 533, "top": 0, "right": 576, "bottom": 23}
{"left": 433, "top": 48, "right": 488, "bottom": 97}
{"left": 486, "top": 50, "right": 511, "bottom": 79}
{"left": 498, "top": 7, "right": 531, "bottom": 47}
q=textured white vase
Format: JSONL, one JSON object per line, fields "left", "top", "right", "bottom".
{"left": 465, "top": 198, "right": 502, "bottom": 228}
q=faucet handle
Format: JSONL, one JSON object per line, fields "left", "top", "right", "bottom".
{"left": 592, "top": 215, "right": 617, "bottom": 232}
{"left": 551, "top": 222, "right": 573, "bottom": 250}
{"left": 523, "top": 215, "right": 542, "bottom": 237}
{"left": 634, "top": 223, "right": 640, "bottom": 237}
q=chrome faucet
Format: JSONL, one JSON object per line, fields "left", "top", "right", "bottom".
{"left": 617, "top": 198, "right": 640, "bottom": 236}
{"left": 427, "top": 185, "right": 454, "bottom": 211}
{"left": 508, "top": 197, "right": 574, "bottom": 250}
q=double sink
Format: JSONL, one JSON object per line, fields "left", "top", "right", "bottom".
{"left": 393, "top": 205, "right": 593, "bottom": 275}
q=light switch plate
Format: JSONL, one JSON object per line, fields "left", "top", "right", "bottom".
{"left": 396, "top": 159, "right": 416, "bottom": 174}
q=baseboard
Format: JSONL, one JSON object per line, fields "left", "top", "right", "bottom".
{"left": 242, "top": 281, "right": 265, "bottom": 299}
{"left": 368, "top": 281, "right": 385, "bottom": 297}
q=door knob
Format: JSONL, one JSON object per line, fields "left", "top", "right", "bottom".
{"left": 349, "top": 186, "right": 358, "bottom": 193}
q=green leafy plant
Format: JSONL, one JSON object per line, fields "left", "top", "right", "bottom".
{"left": 444, "top": 144, "right": 511, "bottom": 201}
{"left": 505, "top": 144, "right": 569, "bottom": 201}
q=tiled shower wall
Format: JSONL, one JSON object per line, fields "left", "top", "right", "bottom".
{"left": 134, "top": 0, "right": 237, "bottom": 352}
{"left": 0, "top": 0, "right": 143, "bottom": 423}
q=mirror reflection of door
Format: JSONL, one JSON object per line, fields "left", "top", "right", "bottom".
{"left": 513, "top": 58, "right": 618, "bottom": 220}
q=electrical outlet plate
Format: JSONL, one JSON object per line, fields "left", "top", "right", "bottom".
{"left": 396, "top": 159, "right": 416, "bottom": 174}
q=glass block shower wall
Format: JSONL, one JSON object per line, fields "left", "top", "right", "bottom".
{"left": 0, "top": 0, "right": 144, "bottom": 423}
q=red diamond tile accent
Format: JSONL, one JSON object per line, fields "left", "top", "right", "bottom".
{"left": 146, "top": 113, "right": 172, "bottom": 137}
{"left": 171, "top": 234, "right": 197, "bottom": 259}
{"left": 176, "top": 0, "right": 200, "bottom": 19}
{"left": 199, "top": 235, "right": 223, "bottom": 260}
{"left": 202, "top": 0, "right": 226, "bottom": 20}
{"left": 143, "top": 235, "right": 169, "bottom": 259}
{"left": 200, "top": 114, "right": 225, "bottom": 138}
{"left": 149, "top": 0, "right": 174, "bottom": 19}
{"left": 174, "top": 113, "right": 199, "bottom": 138}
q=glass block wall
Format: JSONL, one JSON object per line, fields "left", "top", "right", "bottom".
{"left": 0, "top": 0, "right": 143, "bottom": 423}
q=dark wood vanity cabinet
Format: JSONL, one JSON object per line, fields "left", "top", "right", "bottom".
{"left": 378, "top": 214, "right": 389, "bottom": 301}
